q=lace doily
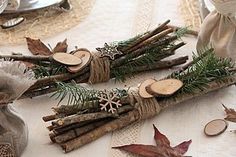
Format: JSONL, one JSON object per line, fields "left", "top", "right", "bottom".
{"left": 180, "top": 0, "right": 202, "bottom": 31}
{"left": 109, "top": 0, "right": 156, "bottom": 157}
{"left": 0, "top": 0, "right": 95, "bottom": 45}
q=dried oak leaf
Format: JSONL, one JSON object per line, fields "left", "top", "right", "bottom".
{"left": 223, "top": 104, "right": 236, "bottom": 123}
{"left": 113, "top": 125, "right": 192, "bottom": 157}
{"left": 52, "top": 39, "right": 68, "bottom": 53}
{"left": 26, "top": 37, "right": 52, "bottom": 56}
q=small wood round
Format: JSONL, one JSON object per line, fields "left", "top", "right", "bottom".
{"left": 52, "top": 53, "right": 82, "bottom": 66}
{"left": 204, "top": 119, "right": 228, "bottom": 136}
{"left": 138, "top": 79, "right": 156, "bottom": 98}
{"left": 67, "top": 50, "right": 92, "bottom": 73}
{"left": 146, "top": 79, "right": 183, "bottom": 97}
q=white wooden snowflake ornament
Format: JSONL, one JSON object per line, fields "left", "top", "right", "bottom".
{"left": 96, "top": 43, "right": 123, "bottom": 60}
{"left": 98, "top": 90, "right": 122, "bottom": 114}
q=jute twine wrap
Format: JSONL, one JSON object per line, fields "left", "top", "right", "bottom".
{"left": 88, "top": 55, "right": 110, "bottom": 84}
{"left": 88, "top": 56, "right": 162, "bottom": 119}
{"left": 128, "top": 89, "right": 161, "bottom": 120}
{"left": 0, "top": 0, "right": 95, "bottom": 45}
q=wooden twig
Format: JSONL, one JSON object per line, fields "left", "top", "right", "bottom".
{"left": 126, "top": 28, "right": 174, "bottom": 53}
{"left": 53, "top": 121, "right": 91, "bottom": 134}
{"left": 60, "top": 76, "right": 236, "bottom": 153}
{"left": 20, "top": 86, "right": 58, "bottom": 99}
{"left": 28, "top": 67, "right": 89, "bottom": 91}
{"left": 21, "top": 56, "right": 187, "bottom": 99}
{"left": 121, "top": 20, "right": 171, "bottom": 53}
{"left": 53, "top": 112, "right": 118, "bottom": 127}
{"left": 132, "top": 56, "right": 189, "bottom": 73}
{"left": 53, "top": 119, "right": 111, "bottom": 144}
{"left": 167, "top": 25, "right": 199, "bottom": 37}
{"left": 0, "top": 54, "right": 50, "bottom": 62}
{"left": 111, "top": 35, "right": 179, "bottom": 68}
{"left": 60, "top": 110, "right": 140, "bottom": 153}
{"left": 52, "top": 105, "right": 134, "bottom": 127}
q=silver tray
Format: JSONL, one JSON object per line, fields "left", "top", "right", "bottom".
{"left": 4, "top": 0, "right": 64, "bottom": 13}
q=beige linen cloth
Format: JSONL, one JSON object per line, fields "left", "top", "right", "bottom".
{"left": 197, "top": 0, "right": 236, "bottom": 59}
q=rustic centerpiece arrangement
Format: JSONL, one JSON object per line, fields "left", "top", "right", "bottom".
{"left": 42, "top": 48, "right": 236, "bottom": 153}
{"left": 0, "top": 20, "right": 193, "bottom": 99}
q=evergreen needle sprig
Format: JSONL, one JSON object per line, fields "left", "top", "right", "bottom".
{"left": 33, "top": 63, "right": 67, "bottom": 79}
{"left": 51, "top": 81, "right": 99, "bottom": 107}
{"left": 116, "top": 32, "right": 148, "bottom": 50}
{"left": 111, "top": 28, "right": 188, "bottom": 81}
{"left": 51, "top": 81, "right": 128, "bottom": 111}
{"left": 169, "top": 48, "right": 235, "bottom": 95}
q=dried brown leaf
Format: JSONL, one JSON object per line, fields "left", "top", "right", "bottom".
{"left": 26, "top": 37, "right": 52, "bottom": 56}
{"left": 153, "top": 124, "right": 170, "bottom": 146}
{"left": 113, "top": 125, "right": 192, "bottom": 157}
{"left": 173, "top": 140, "right": 192, "bottom": 155}
{"left": 114, "top": 144, "right": 182, "bottom": 157}
{"left": 222, "top": 104, "right": 236, "bottom": 123}
{"left": 53, "top": 39, "right": 68, "bottom": 53}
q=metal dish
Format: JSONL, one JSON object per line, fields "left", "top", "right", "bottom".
{"left": 4, "top": 0, "right": 64, "bottom": 13}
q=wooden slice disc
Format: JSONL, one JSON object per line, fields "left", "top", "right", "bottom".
{"left": 146, "top": 79, "right": 183, "bottom": 97}
{"left": 67, "top": 50, "right": 92, "bottom": 73}
{"left": 52, "top": 53, "right": 82, "bottom": 66}
{"left": 139, "top": 79, "right": 156, "bottom": 98}
{"left": 204, "top": 119, "right": 228, "bottom": 136}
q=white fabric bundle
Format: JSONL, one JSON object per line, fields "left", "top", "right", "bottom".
{"left": 0, "top": 60, "right": 36, "bottom": 103}
{"left": 5, "top": 0, "right": 20, "bottom": 10}
{"left": 197, "top": 0, "right": 236, "bottom": 60}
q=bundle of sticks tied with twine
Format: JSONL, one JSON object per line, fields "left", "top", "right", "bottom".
{"left": 42, "top": 48, "right": 236, "bottom": 153}
{"left": 0, "top": 20, "right": 196, "bottom": 99}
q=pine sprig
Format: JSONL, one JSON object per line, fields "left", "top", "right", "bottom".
{"left": 51, "top": 81, "right": 99, "bottom": 106}
{"left": 111, "top": 44, "right": 175, "bottom": 81}
{"left": 170, "top": 48, "right": 235, "bottom": 94}
{"left": 116, "top": 32, "right": 148, "bottom": 50}
{"left": 110, "top": 27, "right": 190, "bottom": 81}
{"left": 33, "top": 63, "right": 67, "bottom": 79}
{"left": 174, "top": 27, "right": 190, "bottom": 39}
{"left": 51, "top": 81, "right": 128, "bottom": 110}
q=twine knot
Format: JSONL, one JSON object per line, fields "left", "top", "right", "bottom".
{"left": 128, "top": 88, "right": 161, "bottom": 120}
{"left": 88, "top": 54, "right": 111, "bottom": 84}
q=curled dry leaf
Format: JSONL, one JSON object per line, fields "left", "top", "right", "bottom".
{"left": 53, "top": 39, "right": 68, "bottom": 53}
{"left": 222, "top": 104, "right": 236, "bottom": 123}
{"left": 113, "top": 125, "right": 192, "bottom": 157}
{"left": 26, "top": 38, "right": 68, "bottom": 56}
{"left": 26, "top": 37, "right": 52, "bottom": 56}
